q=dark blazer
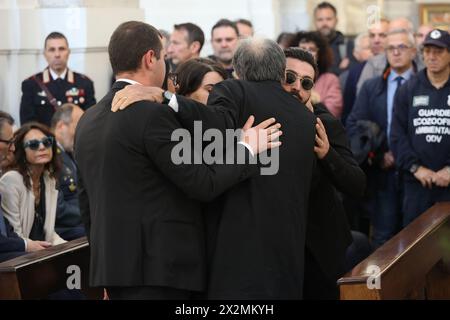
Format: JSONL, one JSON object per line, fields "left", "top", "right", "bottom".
{"left": 306, "top": 104, "right": 365, "bottom": 281}
{"left": 346, "top": 73, "right": 394, "bottom": 190}
{"left": 55, "top": 147, "right": 84, "bottom": 235}
{"left": 20, "top": 68, "right": 96, "bottom": 126}
{"left": 0, "top": 199, "right": 25, "bottom": 262}
{"left": 174, "top": 79, "right": 316, "bottom": 299}
{"left": 74, "top": 81, "right": 256, "bottom": 291}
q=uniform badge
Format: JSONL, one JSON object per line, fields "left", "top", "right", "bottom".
{"left": 413, "top": 96, "right": 429, "bottom": 107}
{"left": 79, "top": 97, "right": 85, "bottom": 104}
{"left": 37, "top": 90, "right": 47, "bottom": 97}
{"left": 69, "top": 182, "right": 77, "bottom": 192}
{"left": 69, "top": 178, "right": 77, "bottom": 192}
{"left": 430, "top": 30, "right": 442, "bottom": 39}
{"left": 66, "top": 87, "right": 80, "bottom": 97}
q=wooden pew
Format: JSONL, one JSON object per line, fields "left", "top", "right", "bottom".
{"left": 338, "top": 202, "right": 450, "bottom": 300}
{"left": 0, "top": 237, "right": 102, "bottom": 300}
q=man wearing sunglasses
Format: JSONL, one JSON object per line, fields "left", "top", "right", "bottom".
{"left": 282, "top": 48, "right": 366, "bottom": 299}
{"left": 0, "top": 112, "right": 52, "bottom": 262}
{"left": 346, "top": 29, "right": 417, "bottom": 248}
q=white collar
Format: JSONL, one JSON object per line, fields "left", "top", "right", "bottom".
{"left": 115, "top": 78, "right": 142, "bottom": 85}
{"left": 49, "top": 68, "right": 68, "bottom": 80}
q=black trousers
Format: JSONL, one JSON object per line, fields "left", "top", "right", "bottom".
{"left": 106, "top": 286, "right": 193, "bottom": 300}
{"left": 303, "top": 248, "right": 339, "bottom": 300}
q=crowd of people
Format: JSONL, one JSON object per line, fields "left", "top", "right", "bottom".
{"left": 0, "top": 1, "right": 449, "bottom": 300}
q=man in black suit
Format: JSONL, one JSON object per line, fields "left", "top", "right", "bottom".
{"left": 166, "top": 39, "right": 317, "bottom": 299}
{"left": 112, "top": 39, "right": 317, "bottom": 299}
{"left": 51, "top": 104, "right": 86, "bottom": 241}
{"left": 20, "top": 32, "right": 96, "bottom": 127}
{"left": 74, "top": 21, "right": 280, "bottom": 300}
{"left": 282, "top": 48, "right": 366, "bottom": 299}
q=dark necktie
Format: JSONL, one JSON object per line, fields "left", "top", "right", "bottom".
{"left": 395, "top": 76, "right": 404, "bottom": 94}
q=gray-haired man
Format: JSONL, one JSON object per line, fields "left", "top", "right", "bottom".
{"left": 168, "top": 38, "right": 317, "bottom": 299}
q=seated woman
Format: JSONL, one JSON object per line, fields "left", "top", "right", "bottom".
{"left": 172, "top": 57, "right": 228, "bottom": 104}
{"left": 0, "top": 122, "right": 65, "bottom": 246}
{"left": 290, "top": 31, "right": 343, "bottom": 118}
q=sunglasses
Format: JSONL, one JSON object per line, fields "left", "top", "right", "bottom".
{"left": 285, "top": 71, "right": 314, "bottom": 90}
{"left": 168, "top": 72, "right": 179, "bottom": 87}
{"left": 23, "top": 136, "right": 54, "bottom": 151}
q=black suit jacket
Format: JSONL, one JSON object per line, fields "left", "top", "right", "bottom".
{"left": 306, "top": 104, "right": 366, "bottom": 280}
{"left": 0, "top": 202, "right": 25, "bottom": 258}
{"left": 20, "top": 68, "right": 96, "bottom": 126}
{"left": 56, "top": 147, "right": 82, "bottom": 230}
{"left": 74, "top": 81, "right": 256, "bottom": 290}
{"left": 174, "top": 80, "right": 316, "bottom": 299}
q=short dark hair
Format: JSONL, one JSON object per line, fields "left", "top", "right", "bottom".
{"left": 109, "top": 21, "right": 163, "bottom": 76}
{"left": 0, "top": 111, "right": 14, "bottom": 136}
{"left": 175, "top": 58, "right": 227, "bottom": 97}
{"left": 284, "top": 48, "right": 319, "bottom": 81}
{"left": 314, "top": 1, "right": 337, "bottom": 16}
{"left": 12, "top": 122, "right": 61, "bottom": 190}
{"left": 44, "top": 32, "right": 68, "bottom": 49}
{"left": 235, "top": 19, "right": 253, "bottom": 28}
{"left": 289, "top": 31, "right": 333, "bottom": 76}
{"left": 211, "top": 19, "right": 239, "bottom": 38}
{"left": 174, "top": 23, "right": 205, "bottom": 52}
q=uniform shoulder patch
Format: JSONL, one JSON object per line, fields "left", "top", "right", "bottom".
{"left": 413, "top": 95, "right": 429, "bottom": 107}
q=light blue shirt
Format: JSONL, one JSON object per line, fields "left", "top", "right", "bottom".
{"left": 387, "top": 67, "right": 414, "bottom": 145}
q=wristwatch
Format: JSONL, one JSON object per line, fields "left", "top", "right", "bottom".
{"left": 162, "top": 90, "right": 173, "bottom": 104}
{"left": 410, "top": 164, "right": 420, "bottom": 174}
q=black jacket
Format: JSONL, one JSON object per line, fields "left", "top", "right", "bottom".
{"left": 20, "top": 68, "right": 96, "bottom": 126}
{"left": 74, "top": 81, "right": 256, "bottom": 290}
{"left": 174, "top": 79, "right": 317, "bottom": 299}
{"left": 0, "top": 200, "right": 25, "bottom": 261}
{"left": 306, "top": 104, "right": 365, "bottom": 280}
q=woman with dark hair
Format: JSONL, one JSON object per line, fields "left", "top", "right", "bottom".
{"left": 113, "top": 58, "right": 228, "bottom": 108}
{"left": 0, "top": 122, "right": 65, "bottom": 246}
{"left": 172, "top": 58, "right": 228, "bottom": 104}
{"left": 290, "top": 31, "right": 343, "bottom": 118}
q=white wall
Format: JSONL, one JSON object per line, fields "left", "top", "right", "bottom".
{"left": 0, "top": 0, "right": 144, "bottom": 123}
{"left": 140, "top": 0, "right": 282, "bottom": 57}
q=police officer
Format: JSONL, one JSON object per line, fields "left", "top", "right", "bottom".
{"left": 51, "top": 103, "right": 85, "bottom": 241}
{"left": 20, "top": 32, "right": 96, "bottom": 127}
{"left": 391, "top": 29, "right": 450, "bottom": 227}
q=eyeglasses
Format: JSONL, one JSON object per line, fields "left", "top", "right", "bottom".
{"left": 0, "top": 138, "right": 14, "bottom": 146}
{"left": 168, "top": 73, "right": 178, "bottom": 86}
{"left": 23, "top": 136, "right": 54, "bottom": 151}
{"left": 285, "top": 70, "right": 315, "bottom": 90}
{"left": 386, "top": 44, "right": 413, "bottom": 54}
